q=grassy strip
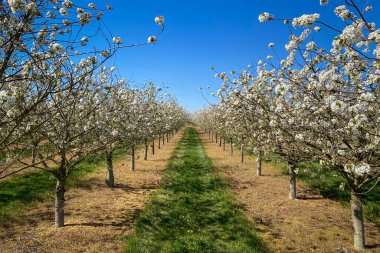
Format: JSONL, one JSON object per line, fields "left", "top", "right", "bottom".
{"left": 125, "top": 128, "right": 265, "bottom": 253}
{"left": 0, "top": 145, "right": 130, "bottom": 226}
{"left": 263, "top": 154, "right": 380, "bottom": 225}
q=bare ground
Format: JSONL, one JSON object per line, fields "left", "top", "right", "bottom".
{"left": 201, "top": 132, "right": 380, "bottom": 253}
{"left": 0, "top": 130, "right": 183, "bottom": 253}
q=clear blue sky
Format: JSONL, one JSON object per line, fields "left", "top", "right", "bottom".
{"left": 99, "top": 0, "right": 380, "bottom": 113}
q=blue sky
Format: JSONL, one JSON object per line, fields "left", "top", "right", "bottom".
{"left": 100, "top": 0, "right": 380, "bottom": 113}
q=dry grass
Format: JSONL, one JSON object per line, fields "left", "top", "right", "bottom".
{"left": 200, "top": 131, "right": 380, "bottom": 253}
{"left": 0, "top": 129, "right": 184, "bottom": 253}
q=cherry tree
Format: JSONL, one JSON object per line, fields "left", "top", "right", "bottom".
{"left": 22, "top": 63, "right": 115, "bottom": 227}
{"left": 0, "top": 0, "right": 165, "bottom": 179}
{"left": 256, "top": 1, "right": 380, "bottom": 248}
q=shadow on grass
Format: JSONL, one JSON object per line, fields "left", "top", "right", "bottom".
{"left": 263, "top": 154, "right": 380, "bottom": 225}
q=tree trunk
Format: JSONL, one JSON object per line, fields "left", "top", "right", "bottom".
{"left": 162, "top": 135, "right": 165, "bottom": 145}
{"left": 105, "top": 151, "right": 114, "bottom": 187}
{"left": 144, "top": 139, "right": 148, "bottom": 160}
{"left": 130, "top": 145, "right": 135, "bottom": 172}
{"left": 289, "top": 164, "right": 297, "bottom": 200}
{"left": 215, "top": 134, "right": 218, "bottom": 143}
{"left": 55, "top": 179, "right": 66, "bottom": 227}
{"left": 31, "top": 143, "right": 38, "bottom": 164}
{"left": 166, "top": 133, "right": 169, "bottom": 143}
{"left": 223, "top": 138, "right": 226, "bottom": 151}
{"left": 219, "top": 136, "right": 222, "bottom": 147}
{"left": 240, "top": 143, "right": 244, "bottom": 163}
{"left": 256, "top": 149, "right": 262, "bottom": 176}
{"left": 158, "top": 136, "right": 161, "bottom": 149}
{"left": 230, "top": 138, "right": 233, "bottom": 156}
{"left": 351, "top": 191, "right": 365, "bottom": 249}
{"left": 152, "top": 139, "right": 155, "bottom": 155}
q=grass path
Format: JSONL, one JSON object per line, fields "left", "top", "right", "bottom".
{"left": 125, "top": 127, "right": 265, "bottom": 253}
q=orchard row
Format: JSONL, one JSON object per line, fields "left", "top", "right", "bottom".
{"left": 0, "top": 1, "right": 188, "bottom": 228}
{"left": 194, "top": 0, "right": 380, "bottom": 250}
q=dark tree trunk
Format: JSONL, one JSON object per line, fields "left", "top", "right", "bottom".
{"left": 152, "top": 139, "right": 155, "bottom": 155}
{"left": 215, "top": 134, "right": 218, "bottom": 143}
{"left": 55, "top": 179, "right": 66, "bottom": 227}
{"left": 105, "top": 151, "right": 114, "bottom": 187}
{"left": 219, "top": 136, "right": 222, "bottom": 147}
{"left": 130, "top": 145, "right": 135, "bottom": 172}
{"left": 223, "top": 138, "right": 226, "bottom": 151}
{"left": 230, "top": 138, "right": 233, "bottom": 156}
{"left": 351, "top": 191, "right": 365, "bottom": 249}
{"left": 289, "top": 163, "right": 297, "bottom": 200}
{"left": 166, "top": 133, "right": 169, "bottom": 143}
{"left": 144, "top": 139, "right": 148, "bottom": 160}
{"left": 158, "top": 136, "right": 161, "bottom": 149}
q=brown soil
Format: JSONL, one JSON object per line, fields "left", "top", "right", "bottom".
{"left": 201, "top": 132, "right": 380, "bottom": 253}
{"left": 0, "top": 130, "right": 184, "bottom": 253}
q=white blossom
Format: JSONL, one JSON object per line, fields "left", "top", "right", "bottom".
{"left": 155, "top": 16, "right": 165, "bottom": 25}
{"left": 112, "top": 37, "right": 123, "bottom": 44}
{"left": 88, "top": 3, "right": 96, "bottom": 9}
{"left": 258, "top": 12, "right": 274, "bottom": 23}
{"left": 344, "top": 163, "right": 371, "bottom": 176}
{"left": 292, "top": 14, "right": 320, "bottom": 27}
{"left": 148, "top": 36, "right": 157, "bottom": 44}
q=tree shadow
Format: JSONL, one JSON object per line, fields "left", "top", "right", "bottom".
{"left": 297, "top": 195, "right": 324, "bottom": 200}
{"left": 65, "top": 208, "right": 143, "bottom": 228}
{"left": 366, "top": 244, "right": 380, "bottom": 249}
{"left": 297, "top": 189, "right": 323, "bottom": 200}
{"left": 128, "top": 168, "right": 162, "bottom": 172}
{"left": 65, "top": 221, "right": 126, "bottom": 228}
{"left": 114, "top": 183, "right": 158, "bottom": 191}
{"left": 75, "top": 179, "right": 160, "bottom": 192}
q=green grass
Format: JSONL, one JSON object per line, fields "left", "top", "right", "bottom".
{"left": 0, "top": 143, "right": 57, "bottom": 162}
{"left": 263, "top": 154, "right": 380, "bottom": 225}
{"left": 0, "top": 147, "right": 33, "bottom": 162}
{"left": 124, "top": 127, "right": 266, "bottom": 253}
{"left": 0, "top": 145, "right": 130, "bottom": 226}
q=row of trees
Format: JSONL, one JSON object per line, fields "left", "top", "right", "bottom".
{"left": 195, "top": 0, "right": 380, "bottom": 250}
{"left": 0, "top": 0, "right": 189, "bottom": 227}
